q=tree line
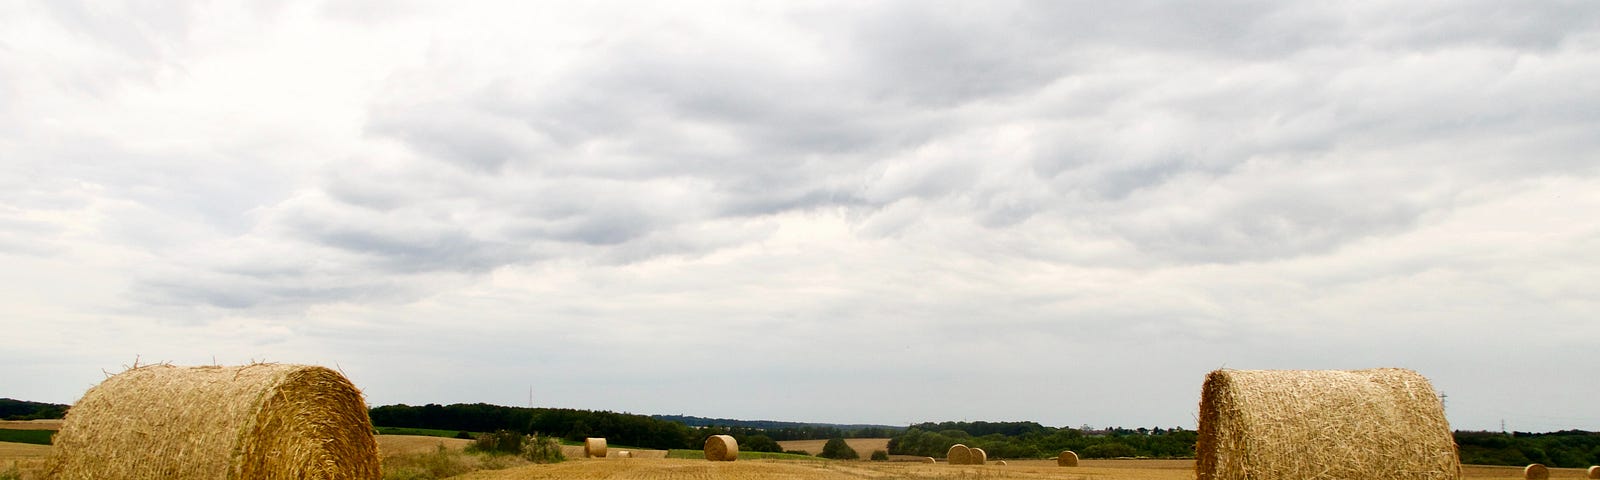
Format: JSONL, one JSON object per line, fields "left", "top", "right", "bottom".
{"left": 0, "top": 398, "right": 68, "bottom": 420}
{"left": 888, "top": 422, "right": 1196, "bottom": 460}
{"left": 887, "top": 422, "right": 1600, "bottom": 468}
{"left": 367, "top": 403, "right": 883, "bottom": 451}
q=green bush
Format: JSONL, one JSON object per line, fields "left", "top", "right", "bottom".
{"left": 524, "top": 433, "right": 566, "bottom": 464}
{"left": 870, "top": 450, "right": 889, "bottom": 461}
{"left": 819, "top": 437, "right": 859, "bottom": 460}
{"left": 741, "top": 434, "right": 782, "bottom": 452}
{"left": 469, "top": 430, "right": 525, "bottom": 455}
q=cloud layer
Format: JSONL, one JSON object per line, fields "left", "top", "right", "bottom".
{"left": 3, "top": 1, "right": 1598, "bottom": 430}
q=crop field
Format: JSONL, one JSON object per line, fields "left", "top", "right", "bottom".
{"left": 5, "top": 437, "right": 1595, "bottom": 479}
{"left": 447, "top": 457, "right": 1594, "bottom": 479}
{"left": 777, "top": 438, "right": 892, "bottom": 456}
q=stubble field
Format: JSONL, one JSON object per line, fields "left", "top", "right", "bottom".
{"left": 3, "top": 438, "right": 1594, "bottom": 479}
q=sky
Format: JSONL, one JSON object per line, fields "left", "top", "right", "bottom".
{"left": 2, "top": 1, "right": 1598, "bottom": 433}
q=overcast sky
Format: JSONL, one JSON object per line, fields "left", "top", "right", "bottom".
{"left": 3, "top": 1, "right": 1598, "bottom": 432}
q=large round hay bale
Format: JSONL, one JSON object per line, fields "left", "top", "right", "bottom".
{"left": 48, "top": 363, "right": 378, "bottom": 480}
{"left": 1196, "top": 368, "right": 1460, "bottom": 480}
{"left": 1524, "top": 464, "right": 1549, "bottom": 480}
{"left": 585, "top": 437, "right": 607, "bottom": 458}
{"left": 970, "top": 447, "right": 987, "bottom": 465}
{"left": 704, "top": 434, "right": 738, "bottom": 461}
{"left": 946, "top": 444, "right": 971, "bottom": 465}
{"left": 1588, "top": 465, "right": 1599, "bottom": 479}
{"left": 1058, "top": 450, "right": 1079, "bottom": 467}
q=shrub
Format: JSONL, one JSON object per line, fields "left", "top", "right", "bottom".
{"left": 470, "top": 430, "right": 526, "bottom": 455}
{"left": 820, "top": 437, "right": 859, "bottom": 460}
{"left": 870, "top": 450, "right": 889, "bottom": 461}
{"left": 742, "top": 434, "right": 782, "bottom": 452}
{"left": 525, "top": 433, "right": 566, "bottom": 464}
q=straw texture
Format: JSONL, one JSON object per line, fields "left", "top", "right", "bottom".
{"left": 1058, "top": 450, "right": 1079, "bottom": 467}
{"left": 704, "top": 435, "right": 738, "bottom": 461}
{"left": 1196, "top": 368, "right": 1460, "bottom": 480}
{"left": 585, "top": 438, "right": 607, "bottom": 458}
{"left": 1588, "top": 465, "right": 1599, "bottom": 479}
{"left": 48, "top": 363, "right": 379, "bottom": 480}
{"left": 946, "top": 444, "right": 971, "bottom": 465}
{"left": 1524, "top": 464, "right": 1549, "bottom": 480}
{"left": 970, "top": 447, "right": 987, "bottom": 465}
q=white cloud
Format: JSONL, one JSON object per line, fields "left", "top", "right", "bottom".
{"left": 2, "top": 0, "right": 1597, "bottom": 430}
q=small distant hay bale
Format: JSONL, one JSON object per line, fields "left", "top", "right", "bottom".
{"left": 970, "top": 447, "right": 987, "bottom": 465}
{"left": 704, "top": 434, "right": 738, "bottom": 461}
{"left": 996, "top": 460, "right": 1007, "bottom": 466}
{"left": 1524, "top": 464, "right": 1549, "bottom": 480}
{"left": 1058, "top": 450, "right": 1079, "bottom": 467}
{"left": 48, "top": 363, "right": 379, "bottom": 480}
{"left": 585, "top": 437, "right": 607, "bottom": 458}
{"left": 1196, "top": 368, "right": 1460, "bottom": 480}
{"left": 924, "top": 457, "right": 936, "bottom": 463}
{"left": 946, "top": 444, "right": 971, "bottom": 465}
{"left": 1588, "top": 465, "right": 1599, "bottom": 479}
{"left": 615, "top": 450, "right": 632, "bottom": 458}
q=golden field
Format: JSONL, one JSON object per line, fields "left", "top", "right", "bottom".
{"left": 4, "top": 438, "right": 1595, "bottom": 479}
{"left": 776, "top": 438, "right": 892, "bottom": 457}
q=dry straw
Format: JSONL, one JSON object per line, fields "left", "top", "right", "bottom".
{"left": 704, "top": 434, "right": 738, "bottom": 461}
{"left": 1589, "top": 465, "right": 1600, "bottom": 479}
{"left": 946, "top": 444, "right": 971, "bottom": 465}
{"left": 970, "top": 447, "right": 987, "bottom": 465}
{"left": 48, "top": 363, "right": 379, "bottom": 480}
{"left": 585, "top": 437, "right": 607, "bottom": 458}
{"left": 1196, "top": 368, "right": 1460, "bottom": 480}
{"left": 923, "top": 457, "right": 936, "bottom": 463}
{"left": 1058, "top": 450, "right": 1079, "bottom": 467}
{"left": 1524, "top": 464, "right": 1549, "bottom": 480}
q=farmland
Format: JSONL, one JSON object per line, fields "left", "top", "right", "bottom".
{"left": 5, "top": 440, "right": 1595, "bottom": 479}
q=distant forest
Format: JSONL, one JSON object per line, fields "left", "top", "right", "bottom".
{"left": 0, "top": 398, "right": 68, "bottom": 420}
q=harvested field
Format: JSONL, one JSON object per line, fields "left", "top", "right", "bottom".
{"left": 452, "top": 458, "right": 1596, "bottom": 479}
{"left": 374, "top": 435, "right": 472, "bottom": 456}
{"left": 0, "top": 420, "right": 61, "bottom": 431}
{"left": 776, "top": 438, "right": 891, "bottom": 457}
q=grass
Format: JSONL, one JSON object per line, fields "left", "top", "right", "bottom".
{"left": 0, "top": 431, "right": 50, "bottom": 446}
{"left": 382, "top": 445, "right": 528, "bottom": 480}
{"left": 665, "top": 449, "right": 821, "bottom": 461}
{"left": 376, "top": 426, "right": 473, "bottom": 438}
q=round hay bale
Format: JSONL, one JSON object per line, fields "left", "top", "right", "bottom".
{"left": 924, "top": 457, "right": 936, "bottom": 463}
{"left": 616, "top": 450, "right": 631, "bottom": 458}
{"left": 1196, "top": 368, "right": 1460, "bottom": 480}
{"left": 946, "top": 444, "right": 971, "bottom": 465}
{"left": 48, "top": 363, "right": 378, "bottom": 480}
{"left": 996, "top": 460, "right": 1007, "bottom": 466}
{"left": 1058, "top": 450, "right": 1079, "bottom": 467}
{"left": 970, "top": 447, "right": 987, "bottom": 465}
{"left": 1588, "top": 465, "right": 1599, "bottom": 479}
{"left": 585, "top": 437, "right": 607, "bottom": 458}
{"left": 1525, "top": 464, "right": 1549, "bottom": 480}
{"left": 704, "top": 434, "right": 738, "bottom": 461}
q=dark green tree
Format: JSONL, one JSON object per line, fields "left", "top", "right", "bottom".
{"left": 820, "top": 437, "right": 859, "bottom": 460}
